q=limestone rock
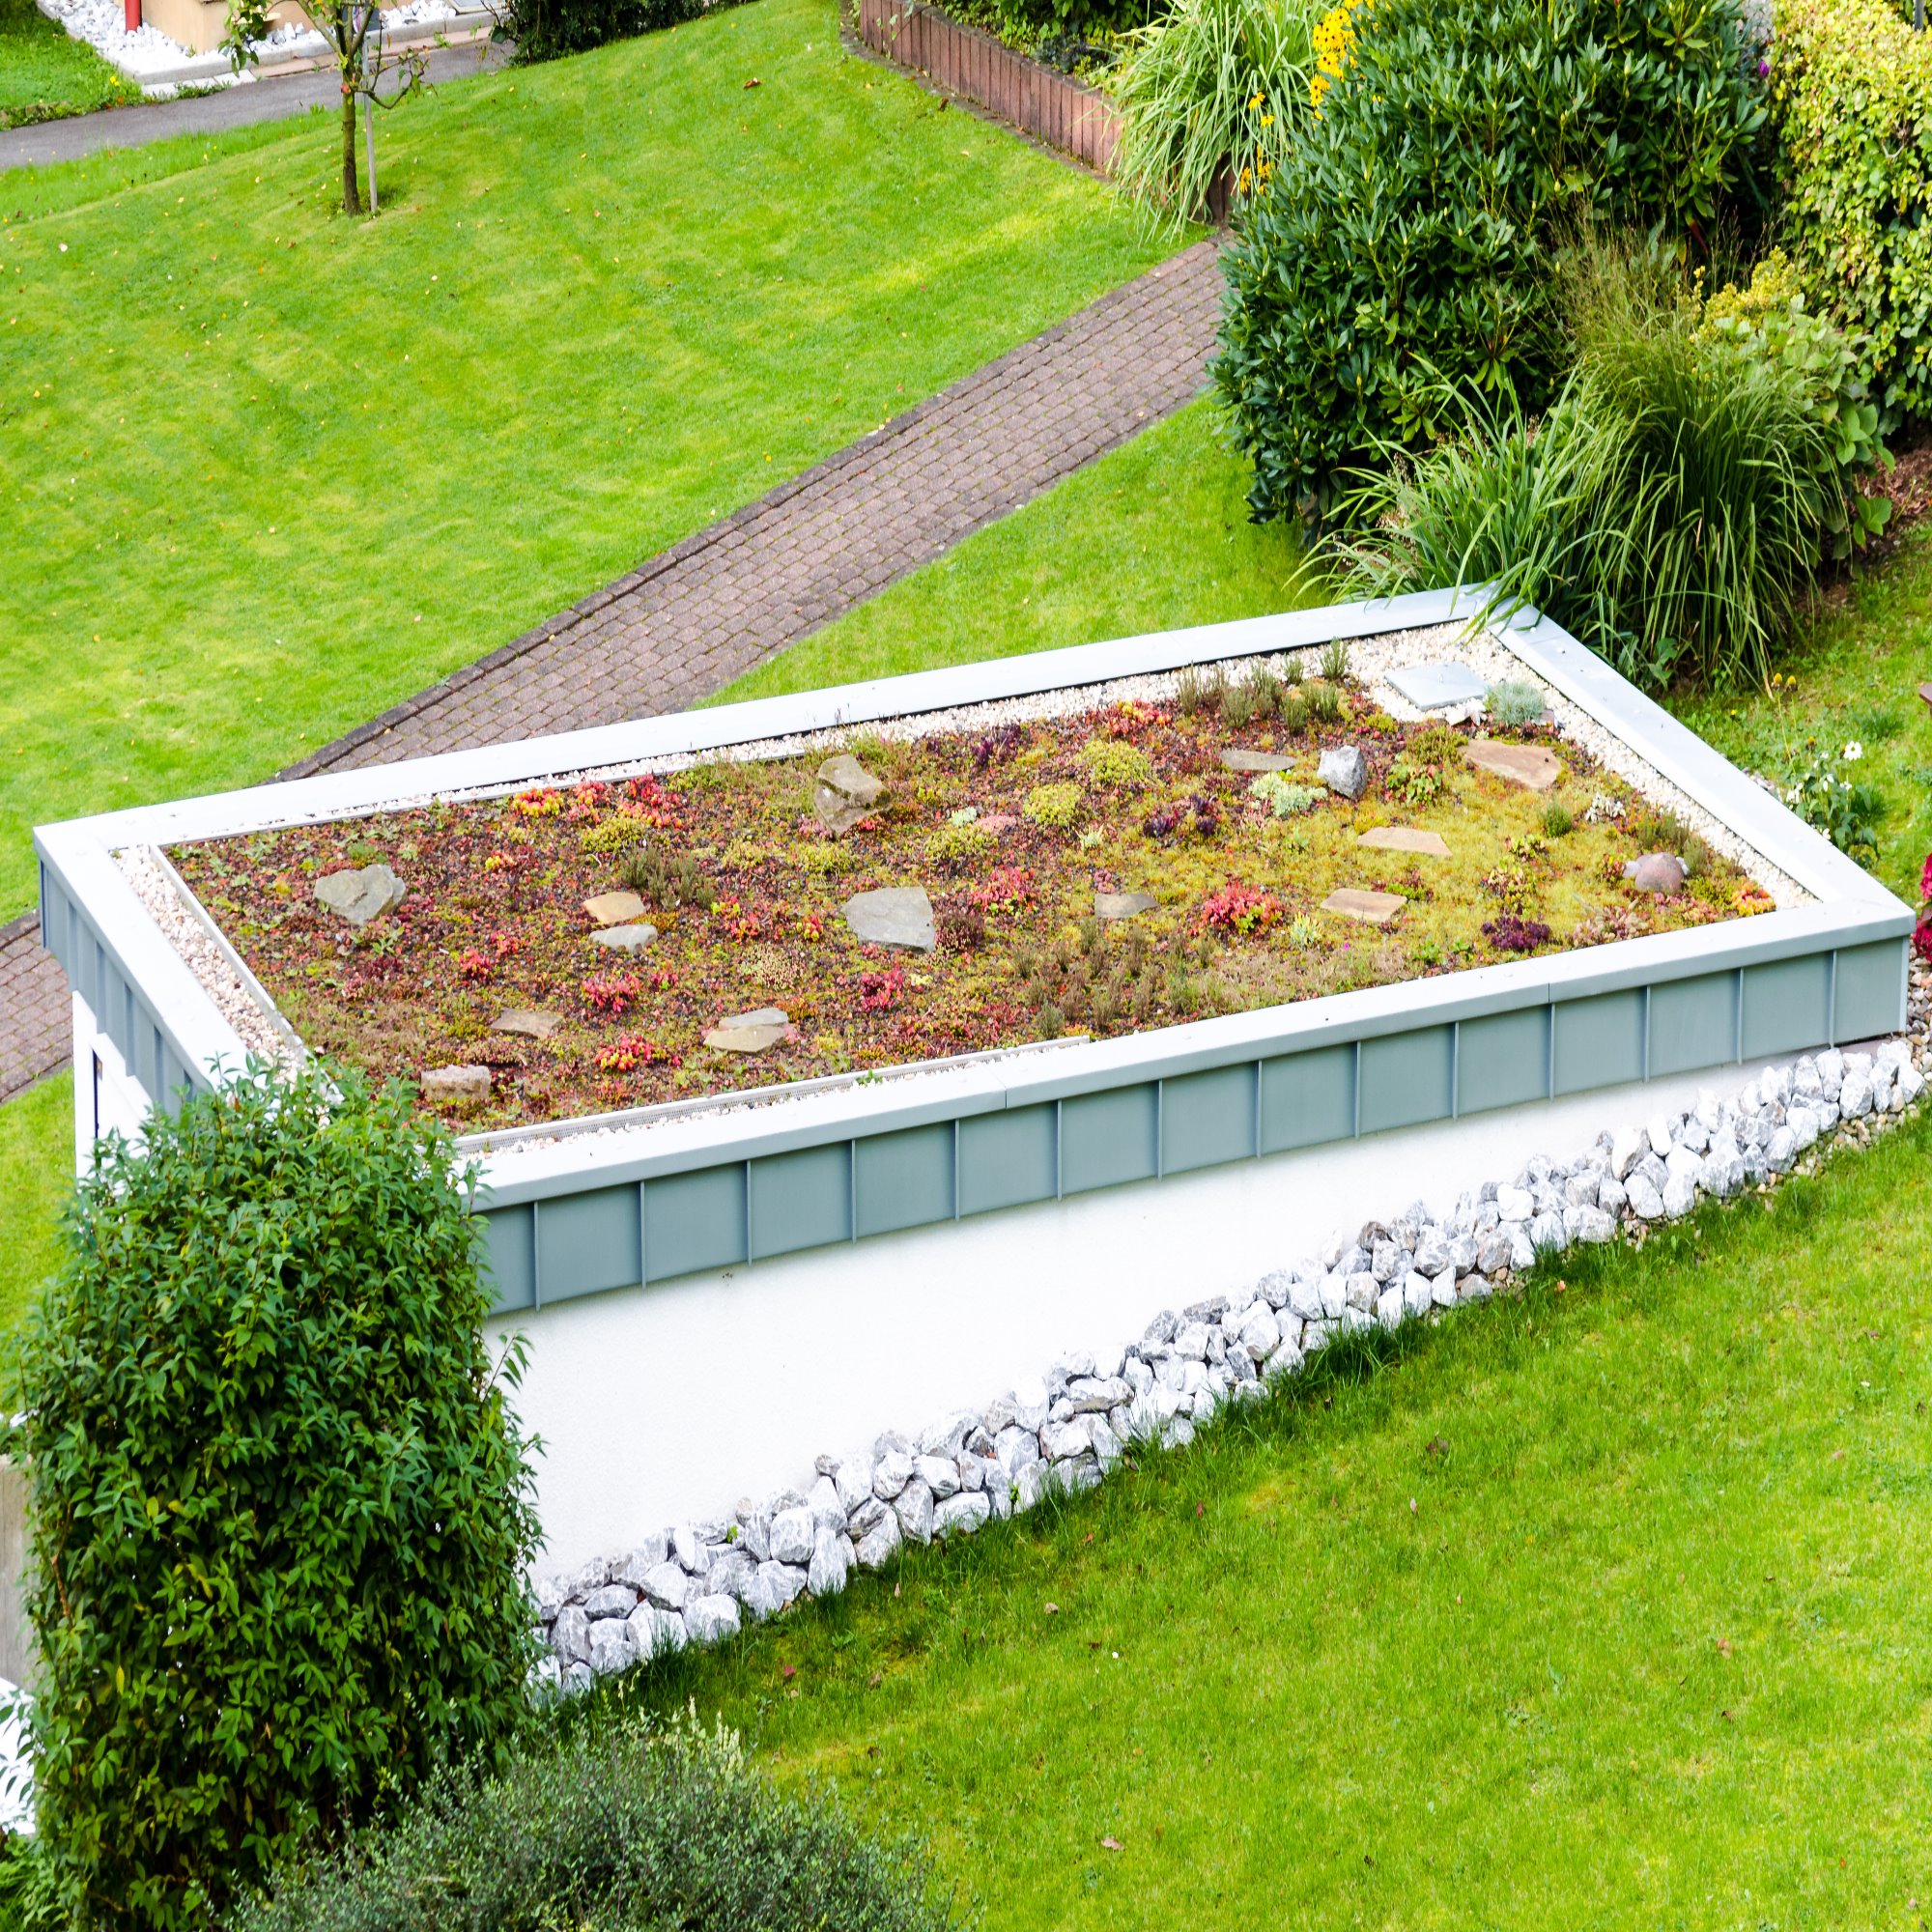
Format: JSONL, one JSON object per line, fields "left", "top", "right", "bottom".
{"left": 1465, "top": 739, "right": 1561, "bottom": 790}
{"left": 1094, "top": 891, "right": 1158, "bottom": 920}
{"left": 1321, "top": 888, "right": 1406, "bottom": 925}
{"left": 814, "top": 753, "right": 886, "bottom": 834}
{"left": 769, "top": 1507, "right": 815, "bottom": 1568}
{"left": 587, "top": 1619, "right": 634, "bottom": 1676}
{"left": 639, "top": 1561, "right": 692, "bottom": 1611}
{"left": 842, "top": 885, "right": 936, "bottom": 952}
{"left": 421, "top": 1064, "right": 490, "bottom": 1104}
{"left": 551, "top": 1604, "right": 590, "bottom": 1664}
{"left": 315, "top": 863, "right": 406, "bottom": 926}
{"left": 1317, "top": 745, "right": 1369, "bottom": 800}
{"left": 914, "top": 1453, "right": 961, "bottom": 1501}
{"left": 855, "top": 1507, "right": 902, "bottom": 1571}
{"left": 1220, "top": 747, "right": 1299, "bottom": 773}
{"left": 895, "top": 1477, "right": 935, "bottom": 1545}
{"left": 582, "top": 1583, "right": 639, "bottom": 1620}
{"left": 1358, "top": 826, "right": 1451, "bottom": 858}
{"left": 627, "top": 1603, "right": 686, "bottom": 1662}
{"left": 705, "top": 1007, "right": 793, "bottom": 1054}
{"left": 934, "top": 1492, "right": 991, "bottom": 1539}
{"left": 492, "top": 1009, "right": 561, "bottom": 1038}
{"left": 809, "top": 1524, "right": 853, "bottom": 1596}
{"left": 1624, "top": 853, "right": 1689, "bottom": 895}
{"left": 591, "top": 923, "right": 659, "bottom": 954}
{"left": 684, "top": 1594, "right": 743, "bottom": 1646}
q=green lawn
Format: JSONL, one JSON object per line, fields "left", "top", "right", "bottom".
{"left": 712, "top": 399, "right": 1310, "bottom": 703}
{"left": 0, "top": 0, "right": 136, "bottom": 128}
{"left": 0, "top": 1071, "right": 67, "bottom": 1332}
{"left": 593, "top": 1105, "right": 1932, "bottom": 1927}
{"left": 0, "top": 0, "right": 1169, "bottom": 918}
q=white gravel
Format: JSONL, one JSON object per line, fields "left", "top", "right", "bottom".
{"left": 115, "top": 844, "right": 294, "bottom": 1065}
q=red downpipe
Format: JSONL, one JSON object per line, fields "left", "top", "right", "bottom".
{"left": 125, "top": 0, "right": 139, "bottom": 29}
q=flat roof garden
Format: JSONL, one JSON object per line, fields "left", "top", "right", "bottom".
{"left": 163, "top": 639, "right": 1777, "bottom": 1134}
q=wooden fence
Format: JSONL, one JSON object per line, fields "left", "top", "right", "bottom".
{"left": 853, "top": 0, "right": 1122, "bottom": 174}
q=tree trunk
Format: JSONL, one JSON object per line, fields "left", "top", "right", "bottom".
{"left": 340, "top": 78, "right": 361, "bottom": 215}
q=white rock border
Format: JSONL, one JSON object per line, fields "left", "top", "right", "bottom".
{"left": 531, "top": 962, "right": 1932, "bottom": 1693}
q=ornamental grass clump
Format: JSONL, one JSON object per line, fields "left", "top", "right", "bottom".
{"left": 11, "top": 1061, "right": 539, "bottom": 1932}
{"left": 1108, "top": 0, "right": 1318, "bottom": 228}
{"left": 1330, "top": 238, "right": 1893, "bottom": 688}
{"left": 1215, "top": 0, "right": 1767, "bottom": 523}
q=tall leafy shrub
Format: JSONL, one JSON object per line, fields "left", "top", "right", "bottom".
{"left": 11, "top": 1062, "right": 539, "bottom": 1931}
{"left": 233, "top": 1712, "right": 961, "bottom": 1932}
{"left": 1766, "top": 0, "right": 1932, "bottom": 428}
{"left": 1214, "top": 0, "right": 1767, "bottom": 524}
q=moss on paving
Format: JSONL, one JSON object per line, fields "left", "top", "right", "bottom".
{"left": 0, "top": 0, "right": 136, "bottom": 128}
{"left": 587, "top": 1104, "right": 1932, "bottom": 1927}
{"left": 0, "top": 0, "right": 1169, "bottom": 917}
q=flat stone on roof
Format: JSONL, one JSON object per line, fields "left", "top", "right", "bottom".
{"left": 1321, "top": 889, "right": 1407, "bottom": 925}
{"left": 1358, "top": 827, "right": 1451, "bottom": 858}
{"left": 1466, "top": 739, "right": 1562, "bottom": 791}
{"left": 1387, "top": 662, "right": 1489, "bottom": 711}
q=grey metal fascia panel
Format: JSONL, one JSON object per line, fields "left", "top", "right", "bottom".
{"left": 33, "top": 823, "right": 249, "bottom": 1102}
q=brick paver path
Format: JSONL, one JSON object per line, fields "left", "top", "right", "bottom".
{"left": 289, "top": 236, "right": 1224, "bottom": 776}
{"left": 0, "top": 916, "right": 71, "bottom": 1105}
{"left": 2, "top": 239, "right": 1225, "bottom": 1099}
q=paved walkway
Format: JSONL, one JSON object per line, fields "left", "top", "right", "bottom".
{"left": 1, "top": 237, "right": 1225, "bottom": 1101}
{"left": 1, "top": 38, "right": 506, "bottom": 171}
{"left": 0, "top": 916, "right": 71, "bottom": 1105}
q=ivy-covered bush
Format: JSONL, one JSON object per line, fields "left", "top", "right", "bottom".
{"left": 952, "top": 0, "right": 1157, "bottom": 53}
{"left": 11, "top": 1062, "right": 539, "bottom": 1931}
{"left": 233, "top": 1711, "right": 959, "bottom": 1932}
{"left": 1214, "top": 0, "right": 1767, "bottom": 524}
{"left": 1766, "top": 0, "right": 1932, "bottom": 429}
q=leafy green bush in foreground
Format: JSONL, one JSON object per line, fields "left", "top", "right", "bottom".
{"left": 1331, "top": 245, "right": 1890, "bottom": 688}
{"left": 234, "top": 1711, "right": 962, "bottom": 1932}
{"left": 1215, "top": 0, "right": 1767, "bottom": 524}
{"left": 9, "top": 1062, "right": 539, "bottom": 1931}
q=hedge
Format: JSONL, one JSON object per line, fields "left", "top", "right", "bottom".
{"left": 1768, "top": 0, "right": 1932, "bottom": 428}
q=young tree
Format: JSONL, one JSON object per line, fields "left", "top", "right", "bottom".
{"left": 224, "top": 0, "right": 430, "bottom": 214}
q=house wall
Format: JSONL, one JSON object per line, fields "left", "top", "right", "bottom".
{"left": 494, "top": 1047, "right": 1796, "bottom": 1572}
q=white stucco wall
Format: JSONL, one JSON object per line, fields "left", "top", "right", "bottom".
{"left": 496, "top": 1051, "right": 1796, "bottom": 1574}
{"left": 70, "top": 993, "right": 150, "bottom": 1172}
